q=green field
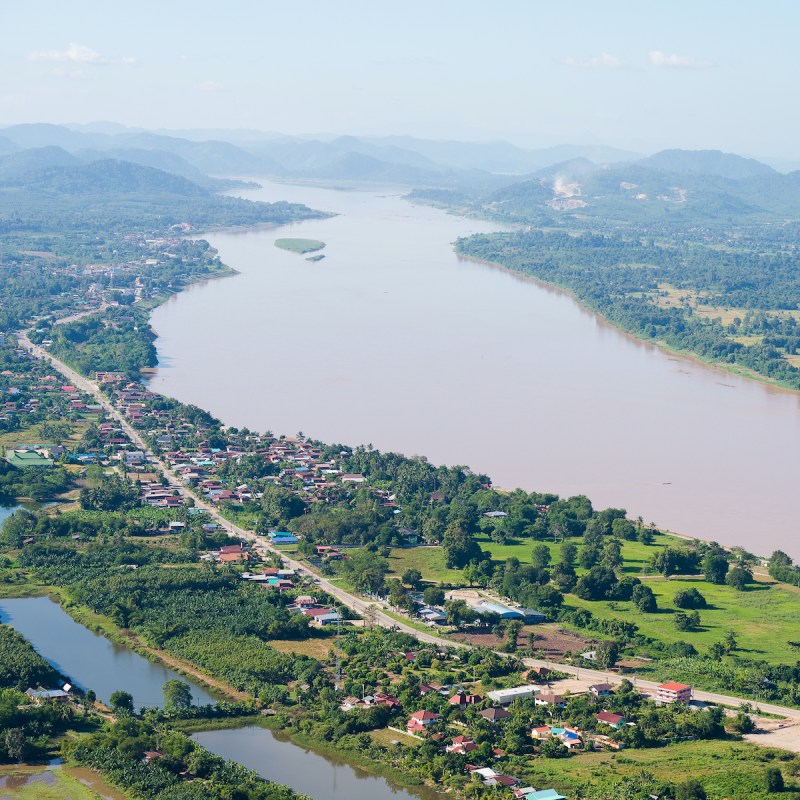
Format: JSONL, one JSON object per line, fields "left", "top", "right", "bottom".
{"left": 523, "top": 740, "right": 799, "bottom": 799}
{"left": 387, "top": 532, "right": 675, "bottom": 585}
{"left": 388, "top": 533, "right": 800, "bottom": 664}
{"left": 274, "top": 238, "right": 326, "bottom": 254}
{"left": 566, "top": 574, "right": 800, "bottom": 664}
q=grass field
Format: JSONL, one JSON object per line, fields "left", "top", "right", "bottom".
{"left": 525, "top": 739, "right": 799, "bottom": 799}
{"left": 274, "top": 238, "right": 326, "bottom": 254}
{"left": 565, "top": 574, "right": 800, "bottom": 663}
{"left": 387, "top": 532, "right": 800, "bottom": 664}
{"left": 387, "top": 532, "right": 676, "bottom": 585}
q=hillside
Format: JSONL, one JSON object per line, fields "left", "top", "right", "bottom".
{"left": 472, "top": 150, "right": 800, "bottom": 229}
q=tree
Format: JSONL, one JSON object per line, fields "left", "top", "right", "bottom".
{"left": 442, "top": 524, "right": 485, "bottom": 569}
{"left": 401, "top": 568, "right": 423, "bottom": 589}
{"left": 601, "top": 538, "right": 623, "bottom": 570}
{"left": 632, "top": 584, "right": 657, "bottom": 613}
{"left": 703, "top": 552, "right": 729, "bottom": 584}
{"left": 163, "top": 680, "right": 193, "bottom": 711}
{"left": 422, "top": 586, "right": 445, "bottom": 607}
{"left": 725, "top": 566, "right": 752, "bottom": 591}
{"left": 531, "top": 544, "right": 551, "bottom": 571}
{"left": 611, "top": 517, "right": 636, "bottom": 541}
{"left": 673, "top": 588, "right": 707, "bottom": 609}
{"left": 341, "top": 549, "right": 388, "bottom": 594}
{"left": 4, "top": 728, "right": 27, "bottom": 761}
{"left": 540, "top": 737, "right": 569, "bottom": 758}
{"left": 723, "top": 630, "right": 738, "bottom": 653}
{"left": 674, "top": 611, "right": 700, "bottom": 632}
{"left": 764, "top": 767, "right": 784, "bottom": 793}
{"left": 595, "top": 639, "right": 619, "bottom": 669}
{"left": 675, "top": 779, "right": 706, "bottom": 800}
{"left": 560, "top": 540, "right": 577, "bottom": 567}
{"left": 109, "top": 690, "right": 134, "bottom": 715}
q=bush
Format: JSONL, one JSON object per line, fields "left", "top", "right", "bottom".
{"left": 673, "top": 588, "right": 707, "bottom": 609}
{"left": 675, "top": 779, "right": 706, "bottom": 800}
{"left": 765, "top": 766, "right": 784, "bottom": 793}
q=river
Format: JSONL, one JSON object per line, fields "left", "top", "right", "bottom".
{"left": 193, "top": 725, "right": 438, "bottom": 800}
{"left": 148, "top": 180, "right": 800, "bottom": 559}
{"left": 0, "top": 596, "right": 216, "bottom": 708}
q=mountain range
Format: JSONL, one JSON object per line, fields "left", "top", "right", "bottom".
{"left": 2, "top": 123, "right": 799, "bottom": 228}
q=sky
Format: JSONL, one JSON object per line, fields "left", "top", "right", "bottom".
{"left": 2, "top": 0, "right": 798, "bottom": 158}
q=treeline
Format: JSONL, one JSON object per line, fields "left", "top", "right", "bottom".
{"left": 768, "top": 550, "right": 800, "bottom": 587}
{"left": 457, "top": 230, "right": 800, "bottom": 388}
{"left": 0, "top": 624, "right": 63, "bottom": 689}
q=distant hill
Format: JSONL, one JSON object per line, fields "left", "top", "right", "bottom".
{"left": 0, "top": 146, "right": 82, "bottom": 179}
{"left": 366, "top": 136, "right": 641, "bottom": 173}
{"left": 473, "top": 152, "right": 800, "bottom": 227}
{"left": 639, "top": 149, "right": 776, "bottom": 180}
{"left": 0, "top": 135, "right": 19, "bottom": 155}
{"left": 8, "top": 159, "right": 209, "bottom": 196}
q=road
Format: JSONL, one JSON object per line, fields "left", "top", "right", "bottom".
{"left": 18, "top": 330, "right": 800, "bottom": 727}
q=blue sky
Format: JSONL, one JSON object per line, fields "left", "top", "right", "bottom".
{"left": 3, "top": 1, "right": 798, "bottom": 157}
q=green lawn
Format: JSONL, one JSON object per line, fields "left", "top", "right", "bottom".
{"left": 274, "top": 238, "right": 326, "bottom": 254}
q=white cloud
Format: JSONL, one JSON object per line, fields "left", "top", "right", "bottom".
{"left": 195, "top": 80, "right": 223, "bottom": 92}
{"left": 28, "top": 43, "right": 136, "bottom": 66}
{"left": 564, "top": 53, "right": 624, "bottom": 69}
{"left": 29, "top": 42, "right": 105, "bottom": 64}
{"left": 649, "top": 50, "right": 714, "bottom": 69}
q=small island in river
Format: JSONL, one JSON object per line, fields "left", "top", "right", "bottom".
{"left": 275, "top": 237, "right": 326, "bottom": 254}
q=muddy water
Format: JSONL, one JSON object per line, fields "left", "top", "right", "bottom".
{"left": 149, "top": 180, "right": 800, "bottom": 559}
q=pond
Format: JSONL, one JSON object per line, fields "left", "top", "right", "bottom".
{"left": 193, "top": 725, "right": 440, "bottom": 800}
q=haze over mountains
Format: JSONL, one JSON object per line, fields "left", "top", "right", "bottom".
{"left": 3, "top": 122, "right": 800, "bottom": 228}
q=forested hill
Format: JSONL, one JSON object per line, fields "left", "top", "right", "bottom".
{"left": 0, "top": 154, "right": 328, "bottom": 231}
{"left": 414, "top": 148, "right": 800, "bottom": 232}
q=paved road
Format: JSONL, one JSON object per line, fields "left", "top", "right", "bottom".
{"left": 19, "top": 331, "right": 800, "bottom": 724}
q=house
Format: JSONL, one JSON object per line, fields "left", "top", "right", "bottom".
{"left": 589, "top": 683, "right": 614, "bottom": 697}
{"left": 522, "top": 791, "right": 567, "bottom": 800}
{"left": 418, "top": 607, "right": 447, "bottom": 624}
{"left": 534, "top": 692, "right": 566, "bottom": 709}
{"left": 448, "top": 691, "right": 483, "bottom": 708}
{"left": 407, "top": 710, "right": 440, "bottom": 733}
{"left": 446, "top": 735, "right": 477, "bottom": 754}
{"left": 594, "top": 734, "right": 624, "bottom": 751}
{"left": 269, "top": 532, "right": 299, "bottom": 544}
{"left": 596, "top": 711, "right": 626, "bottom": 729}
{"left": 25, "top": 688, "right": 69, "bottom": 703}
{"left": 656, "top": 682, "right": 692, "bottom": 704}
{"left": 340, "top": 473, "right": 366, "bottom": 483}
{"left": 302, "top": 607, "right": 343, "bottom": 627}
{"left": 479, "top": 706, "right": 510, "bottom": 723}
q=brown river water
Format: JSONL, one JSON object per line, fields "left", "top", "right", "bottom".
{"left": 148, "top": 180, "right": 800, "bottom": 560}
